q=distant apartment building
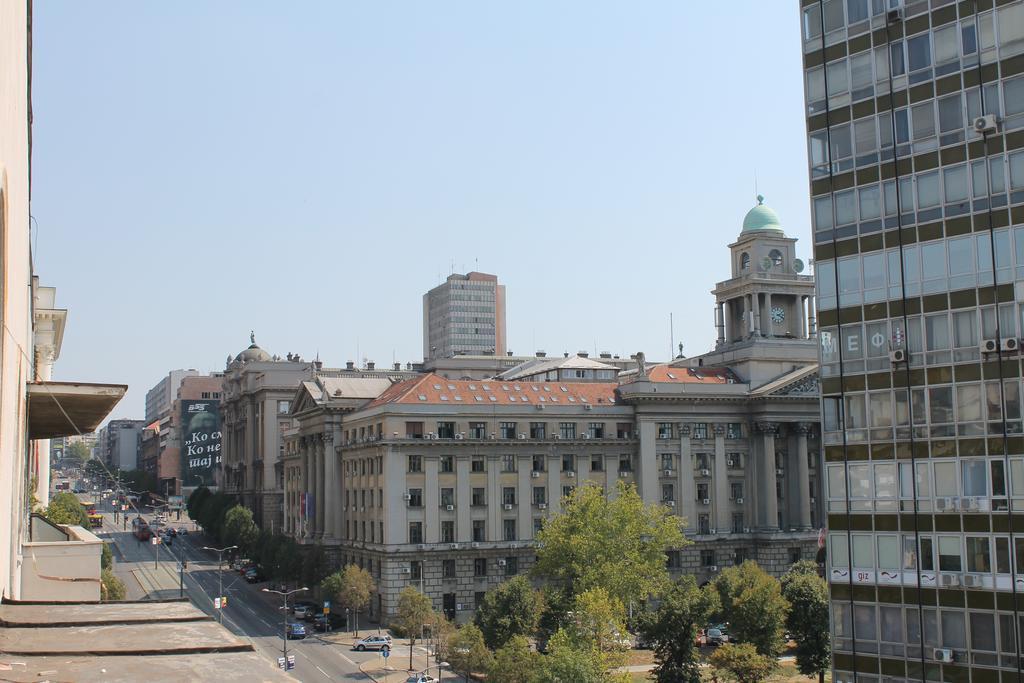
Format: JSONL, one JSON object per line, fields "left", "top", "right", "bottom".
{"left": 97, "top": 419, "right": 146, "bottom": 471}
{"left": 145, "top": 369, "right": 199, "bottom": 423}
{"left": 423, "top": 272, "right": 506, "bottom": 360}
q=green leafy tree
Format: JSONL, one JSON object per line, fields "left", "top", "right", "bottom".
{"left": 301, "top": 543, "right": 329, "bottom": 588}
{"left": 322, "top": 564, "right": 376, "bottom": 635}
{"left": 534, "top": 481, "right": 685, "bottom": 610}
{"left": 781, "top": 568, "right": 831, "bottom": 683}
{"left": 45, "top": 491, "right": 90, "bottom": 527}
{"left": 222, "top": 505, "right": 259, "bottom": 552}
{"left": 64, "top": 441, "right": 91, "bottom": 464}
{"left": 447, "top": 622, "right": 493, "bottom": 681}
{"left": 393, "top": 587, "right": 434, "bottom": 671}
{"left": 101, "top": 542, "right": 113, "bottom": 571}
{"left": 713, "top": 560, "right": 789, "bottom": 658}
{"left": 641, "top": 575, "right": 720, "bottom": 683}
{"left": 532, "top": 629, "right": 610, "bottom": 683}
{"left": 536, "top": 585, "right": 574, "bottom": 650}
{"left": 84, "top": 459, "right": 106, "bottom": 481}
{"left": 475, "top": 575, "right": 543, "bottom": 650}
{"left": 187, "top": 486, "right": 211, "bottom": 521}
{"left": 488, "top": 635, "right": 541, "bottom": 683}
{"left": 119, "top": 469, "right": 158, "bottom": 495}
{"left": 709, "top": 643, "right": 777, "bottom": 683}
{"left": 100, "top": 568, "right": 126, "bottom": 601}
{"left": 566, "top": 587, "right": 629, "bottom": 663}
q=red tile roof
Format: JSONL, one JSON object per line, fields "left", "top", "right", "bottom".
{"left": 364, "top": 373, "right": 619, "bottom": 408}
{"left": 645, "top": 364, "right": 734, "bottom": 384}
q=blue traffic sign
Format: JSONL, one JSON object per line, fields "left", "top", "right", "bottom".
{"left": 382, "top": 649, "right": 390, "bottom": 659}
{"left": 323, "top": 600, "right": 330, "bottom": 609}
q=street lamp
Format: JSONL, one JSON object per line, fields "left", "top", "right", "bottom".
{"left": 201, "top": 545, "right": 238, "bottom": 623}
{"left": 262, "top": 586, "right": 308, "bottom": 668}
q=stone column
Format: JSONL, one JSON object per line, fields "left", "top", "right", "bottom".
{"left": 716, "top": 303, "right": 726, "bottom": 347}
{"left": 756, "top": 422, "right": 780, "bottom": 531}
{"left": 798, "top": 296, "right": 807, "bottom": 339}
{"left": 425, "top": 456, "right": 439, "bottom": 543}
{"left": 487, "top": 455, "right": 501, "bottom": 542}
{"left": 314, "top": 436, "right": 325, "bottom": 538}
{"left": 518, "top": 454, "right": 532, "bottom": 541}
{"left": 301, "top": 437, "right": 311, "bottom": 538}
{"left": 637, "top": 421, "right": 658, "bottom": 504}
{"left": 677, "top": 424, "right": 696, "bottom": 534}
{"left": 605, "top": 454, "right": 618, "bottom": 496}
{"left": 742, "top": 295, "right": 751, "bottom": 338}
{"left": 713, "top": 424, "right": 730, "bottom": 534}
{"left": 795, "top": 423, "right": 813, "bottom": 530}
{"left": 456, "top": 456, "right": 472, "bottom": 543}
{"left": 751, "top": 293, "right": 761, "bottom": 336}
{"left": 333, "top": 424, "right": 344, "bottom": 542}
{"left": 283, "top": 456, "right": 291, "bottom": 536}
{"left": 765, "top": 292, "right": 773, "bottom": 337}
{"left": 547, "top": 452, "right": 562, "bottom": 513}
{"left": 323, "top": 431, "right": 337, "bottom": 541}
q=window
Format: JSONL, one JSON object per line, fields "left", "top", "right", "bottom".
{"left": 966, "top": 537, "right": 991, "bottom": 573}
{"left": 503, "top": 519, "right": 517, "bottom": 541}
{"left": 730, "top": 482, "right": 743, "bottom": 501}
{"left": 472, "top": 520, "right": 486, "bottom": 542}
{"left": 410, "top": 561, "right": 422, "bottom": 581}
{"left": 701, "top": 550, "right": 715, "bottom": 567}
{"left": 405, "top": 422, "right": 424, "bottom": 439}
{"left": 726, "top": 423, "right": 742, "bottom": 439}
{"left": 502, "top": 455, "right": 516, "bottom": 472}
{"left": 532, "top": 455, "right": 545, "bottom": 472}
{"left": 559, "top": 422, "right": 576, "bottom": 439}
{"left": 533, "top": 487, "right": 546, "bottom": 505}
{"left": 938, "top": 536, "right": 962, "bottom": 571}
{"left": 442, "top": 559, "right": 456, "bottom": 579}
{"left": 618, "top": 455, "right": 632, "bottom": 473}
{"left": 472, "top": 488, "right": 485, "bottom": 506}
{"left": 588, "top": 422, "right": 604, "bottom": 439}
{"left": 907, "top": 33, "right": 931, "bottom": 73}
{"left": 440, "top": 488, "right": 454, "bottom": 507}
{"left": 741, "top": 252, "right": 751, "bottom": 270}
{"left": 666, "top": 550, "right": 681, "bottom": 569}
{"left": 504, "top": 557, "right": 518, "bottom": 576}
{"left": 277, "top": 400, "right": 290, "bottom": 414}
{"left": 408, "top": 455, "right": 422, "bottom": 473}
{"left": 530, "top": 422, "right": 546, "bottom": 439}
{"left": 441, "top": 521, "right": 455, "bottom": 543}
{"left": 470, "top": 422, "right": 486, "bottom": 439}
{"left": 500, "top": 422, "right": 516, "bottom": 439}
{"left": 562, "top": 454, "right": 575, "bottom": 473}
{"left": 661, "top": 453, "right": 674, "bottom": 470}
{"left": 662, "top": 483, "right": 674, "bottom": 502}
{"left": 437, "top": 422, "right": 455, "bottom": 439}
{"left": 440, "top": 456, "right": 454, "bottom": 473}
{"left": 657, "top": 423, "right": 673, "bottom": 439}
{"left": 617, "top": 423, "right": 633, "bottom": 439}
{"left": 692, "top": 423, "right": 708, "bottom": 439}
{"left": 409, "top": 522, "right": 423, "bottom": 544}
{"left": 732, "top": 514, "right": 745, "bottom": 534}
{"left": 407, "top": 489, "right": 423, "bottom": 507}
{"left": 698, "top": 514, "right": 710, "bottom": 535}
{"left": 591, "top": 455, "right": 604, "bottom": 472}
{"left": 474, "top": 558, "right": 487, "bottom": 577}
{"left": 471, "top": 458, "right": 485, "bottom": 473}
{"left": 502, "top": 487, "right": 516, "bottom": 506}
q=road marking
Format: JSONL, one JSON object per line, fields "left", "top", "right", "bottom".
{"left": 328, "top": 648, "right": 357, "bottom": 667}
{"left": 315, "top": 665, "right": 331, "bottom": 678}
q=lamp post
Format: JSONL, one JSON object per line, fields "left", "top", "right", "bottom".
{"left": 201, "top": 545, "right": 237, "bottom": 623}
{"left": 263, "top": 586, "right": 308, "bottom": 668}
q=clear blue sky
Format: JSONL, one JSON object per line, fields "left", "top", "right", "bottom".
{"left": 30, "top": 2, "right": 811, "bottom": 421}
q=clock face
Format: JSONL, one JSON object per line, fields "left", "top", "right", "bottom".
{"left": 770, "top": 306, "right": 785, "bottom": 323}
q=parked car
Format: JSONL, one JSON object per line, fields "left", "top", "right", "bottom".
{"left": 706, "top": 628, "right": 729, "bottom": 646}
{"left": 291, "top": 601, "right": 319, "bottom": 619}
{"left": 286, "top": 622, "right": 306, "bottom": 640}
{"left": 405, "top": 676, "right": 436, "bottom": 683}
{"left": 311, "top": 613, "right": 346, "bottom": 632}
{"left": 244, "top": 568, "right": 263, "bottom": 583}
{"left": 353, "top": 635, "right": 392, "bottom": 652}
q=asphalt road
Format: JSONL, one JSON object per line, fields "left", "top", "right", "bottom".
{"left": 93, "top": 500, "right": 424, "bottom": 682}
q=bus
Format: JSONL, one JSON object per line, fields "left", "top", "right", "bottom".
{"left": 132, "top": 517, "right": 151, "bottom": 542}
{"left": 87, "top": 513, "right": 103, "bottom": 530}
{"left": 80, "top": 501, "right": 96, "bottom": 516}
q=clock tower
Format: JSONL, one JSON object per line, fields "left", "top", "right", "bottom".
{"left": 711, "top": 195, "right": 816, "bottom": 348}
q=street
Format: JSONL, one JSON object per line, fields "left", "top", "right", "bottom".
{"left": 94, "top": 500, "right": 442, "bottom": 682}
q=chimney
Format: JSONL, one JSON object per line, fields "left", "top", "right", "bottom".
{"left": 599, "top": 352, "right": 612, "bottom": 359}
{"left": 367, "top": 361, "right": 375, "bottom": 370}
{"left": 536, "top": 350, "right": 546, "bottom": 358}
{"left": 393, "top": 362, "right": 401, "bottom": 371}
{"left": 577, "top": 351, "right": 589, "bottom": 358}
{"left": 564, "top": 352, "right": 569, "bottom": 358}
{"left": 346, "top": 361, "right": 355, "bottom": 370}
{"left": 314, "top": 360, "right": 323, "bottom": 370}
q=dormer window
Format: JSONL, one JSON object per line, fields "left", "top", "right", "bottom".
{"left": 741, "top": 252, "right": 750, "bottom": 270}
{"left": 769, "top": 249, "right": 783, "bottom": 268}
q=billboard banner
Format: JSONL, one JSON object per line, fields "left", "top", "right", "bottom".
{"left": 181, "top": 400, "right": 221, "bottom": 487}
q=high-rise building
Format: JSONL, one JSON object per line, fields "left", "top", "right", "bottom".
{"left": 801, "top": 1, "right": 1024, "bottom": 680}
{"left": 423, "top": 272, "right": 506, "bottom": 360}
{"left": 145, "top": 369, "right": 199, "bottom": 423}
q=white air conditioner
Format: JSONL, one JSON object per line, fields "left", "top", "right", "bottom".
{"left": 940, "top": 573, "right": 962, "bottom": 587}
{"left": 663, "top": 469, "right": 674, "bottom": 477}
{"left": 618, "top": 471, "right": 630, "bottom": 478}
{"left": 450, "top": 543, "right": 460, "bottom": 550}
{"left": 538, "top": 503, "right": 547, "bottom": 510}
{"left": 887, "top": 7, "right": 903, "bottom": 23}
{"left": 401, "top": 567, "right": 412, "bottom": 574}
{"left": 702, "top": 498, "right": 711, "bottom": 505}
{"left": 700, "top": 469, "right": 711, "bottom": 477}
{"left": 360, "top": 506, "right": 366, "bottom": 512}
{"left": 664, "top": 500, "right": 676, "bottom": 507}
{"left": 531, "top": 471, "right": 541, "bottom": 478}
{"left": 974, "top": 114, "right": 999, "bottom": 134}
{"left": 417, "top": 544, "right": 427, "bottom": 550}
{"left": 709, "top": 565, "right": 719, "bottom": 572}
{"left": 727, "top": 459, "right": 736, "bottom": 467}
{"left": 455, "top": 433, "right": 464, "bottom": 440}
{"left": 736, "top": 497, "right": 745, "bottom": 504}
{"left": 582, "top": 434, "right": 590, "bottom": 439}
{"left": 1003, "top": 337, "right": 1019, "bottom": 352}
{"left": 497, "top": 559, "right": 506, "bottom": 566}
{"left": 456, "top": 603, "right": 465, "bottom": 610}
{"left": 503, "top": 503, "right": 513, "bottom": 511}
{"left": 982, "top": 339, "right": 999, "bottom": 353}
{"left": 810, "top": 497, "right": 816, "bottom": 504}
{"left": 776, "top": 468, "right": 785, "bottom": 476}
{"left": 471, "top": 542, "right": 480, "bottom": 549}
{"left": 518, "top": 434, "right": 526, "bottom": 440}
{"left": 428, "top": 432, "right": 436, "bottom": 439}
{"left": 445, "top": 504, "right": 455, "bottom": 511}
{"left": 933, "top": 648, "right": 954, "bottom": 663}
{"left": 566, "top": 471, "right": 576, "bottom": 478}
{"left": 554, "top": 435, "right": 561, "bottom": 440}
{"left": 962, "top": 574, "right": 982, "bottom": 588}
{"left": 743, "top": 527, "right": 751, "bottom": 533}
{"left": 889, "top": 349, "right": 907, "bottom": 363}
{"left": 402, "top": 493, "right": 412, "bottom": 501}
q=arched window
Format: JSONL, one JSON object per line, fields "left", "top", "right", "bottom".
{"left": 741, "top": 252, "right": 750, "bottom": 270}
{"left": 769, "top": 249, "right": 783, "bottom": 268}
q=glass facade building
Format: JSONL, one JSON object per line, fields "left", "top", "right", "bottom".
{"left": 800, "top": 0, "right": 1024, "bottom": 680}
{"left": 423, "top": 272, "right": 507, "bottom": 360}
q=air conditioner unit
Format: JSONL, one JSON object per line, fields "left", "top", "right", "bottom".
{"left": 709, "top": 565, "right": 719, "bottom": 572}
{"left": 518, "top": 434, "right": 526, "bottom": 440}
{"left": 742, "top": 527, "right": 751, "bottom": 533}
{"left": 456, "top": 603, "right": 465, "bottom": 611}
{"left": 428, "top": 432, "right": 436, "bottom": 439}
{"left": 582, "top": 434, "right": 590, "bottom": 439}
{"left": 417, "top": 544, "right": 427, "bottom": 550}
{"left": 402, "top": 493, "right": 412, "bottom": 501}
{"left": 933, "top": 648, "right": 954, "bottom": 664}
{"left": 554, "top": 434, "right": 561, "bottom": 440}
{"left": 889, "top": 349, "right": 907, "bottom": 363}
{"left": 531, "top": 471, "right": 541, "bottom": 478}
{"left": 1002, "top": 337, "right": 1019, "bottom": 352}
{"left": 538, "top": 503, "right": 547, "bottom": 510}
{"left": 974, "top": 114, "right": 999, "bottom": 134}
{"left": 497, "top": 559, "right": 506, "bottom": 566}
{"left": 776, "top": 468, "right": 785, "bottom": 476}
{"left": 663, "top": 469, "right": 674, "bottom": 477}
{"left": 736, "top": 497, "right": 745, "bottom": 504}
{"left": 401, "top": 567, "right": 412, "bottom": 574}
{"left": 962, "top": 574, "right": 982, "bottom": 588}
{"left": 982, "top": 339, "right": 999, "bottom": 353}
{"left": 566, "top": 471, "right": 576, "bottom": 478}
{"left": 446, "top": 504, "right": 455, "bottom": 511}
{"left": 940, "top": 573, "right": 962, "bottom": 587}
{"left": 700, "top": 469, "right": 711, "bottom": 476}
{"left": 664, "top": 500, "right": 676, "bottom": 507}
{"left": 490, "top": 433, "right": 496, "bottom": 439}
{"left": 471, "top": 542, "right": 480, "bottom": 549}
{"left": 618, "top": 471, "right": 630, "bottom": 478}
{"left": 504, "top": 503, "right": 513, "bottom": 511}
{"left": 887, "top": 7, "right": 903, "bottom": 23}
{"left": 450, "top": 543, "right": 460, "bottom": 550}
{"left": 702, "top": 498, "right": 711, "bottom": 505}
{"left": 809, "top": 497, "right": 816, "bottom": 504}
{"left": 455, "top": 433, "right": 464, "bottom": 440}
{"left": 360, "top": 506, "right": 366, "bottom": 512}
{"left": 727, "top": 459, "right": 736, "bottom": 467}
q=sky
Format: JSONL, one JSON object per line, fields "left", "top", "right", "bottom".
{"left": 30, "top": 2, "right": 812, "bottom": 422}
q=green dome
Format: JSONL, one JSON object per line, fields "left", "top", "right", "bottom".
{"left": 741, "top": 195, "right": 785, "bottom": 234}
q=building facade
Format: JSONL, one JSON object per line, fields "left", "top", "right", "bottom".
{"left": 97, "top": 419, "right": 146, "bottom": 472}
{"left": 800, "top": 1, "right": 1024, "bottom": 680}
{"left": 423, "top": 272, "right": 507, "bottom": 360}
{"left": 145, "top": 369, "right": 199, "bottom": 423}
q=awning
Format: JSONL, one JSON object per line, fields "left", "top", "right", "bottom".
{"left": 28, "top": 381, "right": 127, "bottom": 440}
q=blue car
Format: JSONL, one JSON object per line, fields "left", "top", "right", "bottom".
{"left": 287, "top": 622, "right": 306, "bottom": 639}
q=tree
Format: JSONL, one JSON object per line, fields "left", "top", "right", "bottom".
{"left": 709, "top": 643, "right": 777, "bottom": 683}
{"left": 45, "top": 492, "right": 90, "bottom": 527}
{"left": 475, "top": 575, "right": 543, "bottom": 650}
{"left": 64, "top": 441, "right": 90, "bottom": 464}
{"left": 781, "top": 569, "right": 831, "bottom": 683}
{"left": 534, "top": 481, "right": 685, "bottom": 610}
{"left": 101, "top": 542, "right": 113, "bottom": 571}
{"left": 100, "top": 568, "right": 126, "bottom": 601}
{"left": 488, "top": 635, "right": 541, "bottom": 683}
{"left": 393, "top": 587, "right": 434, "bottom": 671}
{"left": 301, "top": 543, "right": 329, "bottom": 588}
{"left": 322, "top": 564, "right": 376, "bottom": 635}
{"left": 222, "top": 505, "right": 258, "bottom": 552}
{"left": 566, "top": 587, "right": 629, "bottom": 662}
{"left": 446, "top": 622, "right": 493, "bottom": 681}
{"left": 713, "top": 561, "right": 789, "bottom": 658}
{"left": 187, "top": 486, "right": 211, "bottom": 521}
{"left": 532, "top": 629, "right": 611, "bottom": 683}
{"left": 641, "top": 575, "right": 720, "bottom": 683}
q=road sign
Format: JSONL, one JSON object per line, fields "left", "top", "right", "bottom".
{"left": 382, "top": 648, "right": 390, "bottom": 659}
{"left": 277, "top": 657, "right": 285, "bottom": 670}
{"left": 214, "top": 598, "right": 221, "bottom": 609}
{"left": 287, "top": 655, "right": 295, "bottom": 670}
{"left": 323, "top": 600, "right": 330, "bottom": 608}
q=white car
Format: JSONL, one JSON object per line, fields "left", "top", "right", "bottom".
{"left": 353, "top": 635, "right": 392, "bottom": 652}
{"left": 405, "top": 676, "right": 436, "bottom": 683}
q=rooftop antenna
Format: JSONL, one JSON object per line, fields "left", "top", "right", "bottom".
{"left": 670, "top": 313, "right": 674, "bottom": 361}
